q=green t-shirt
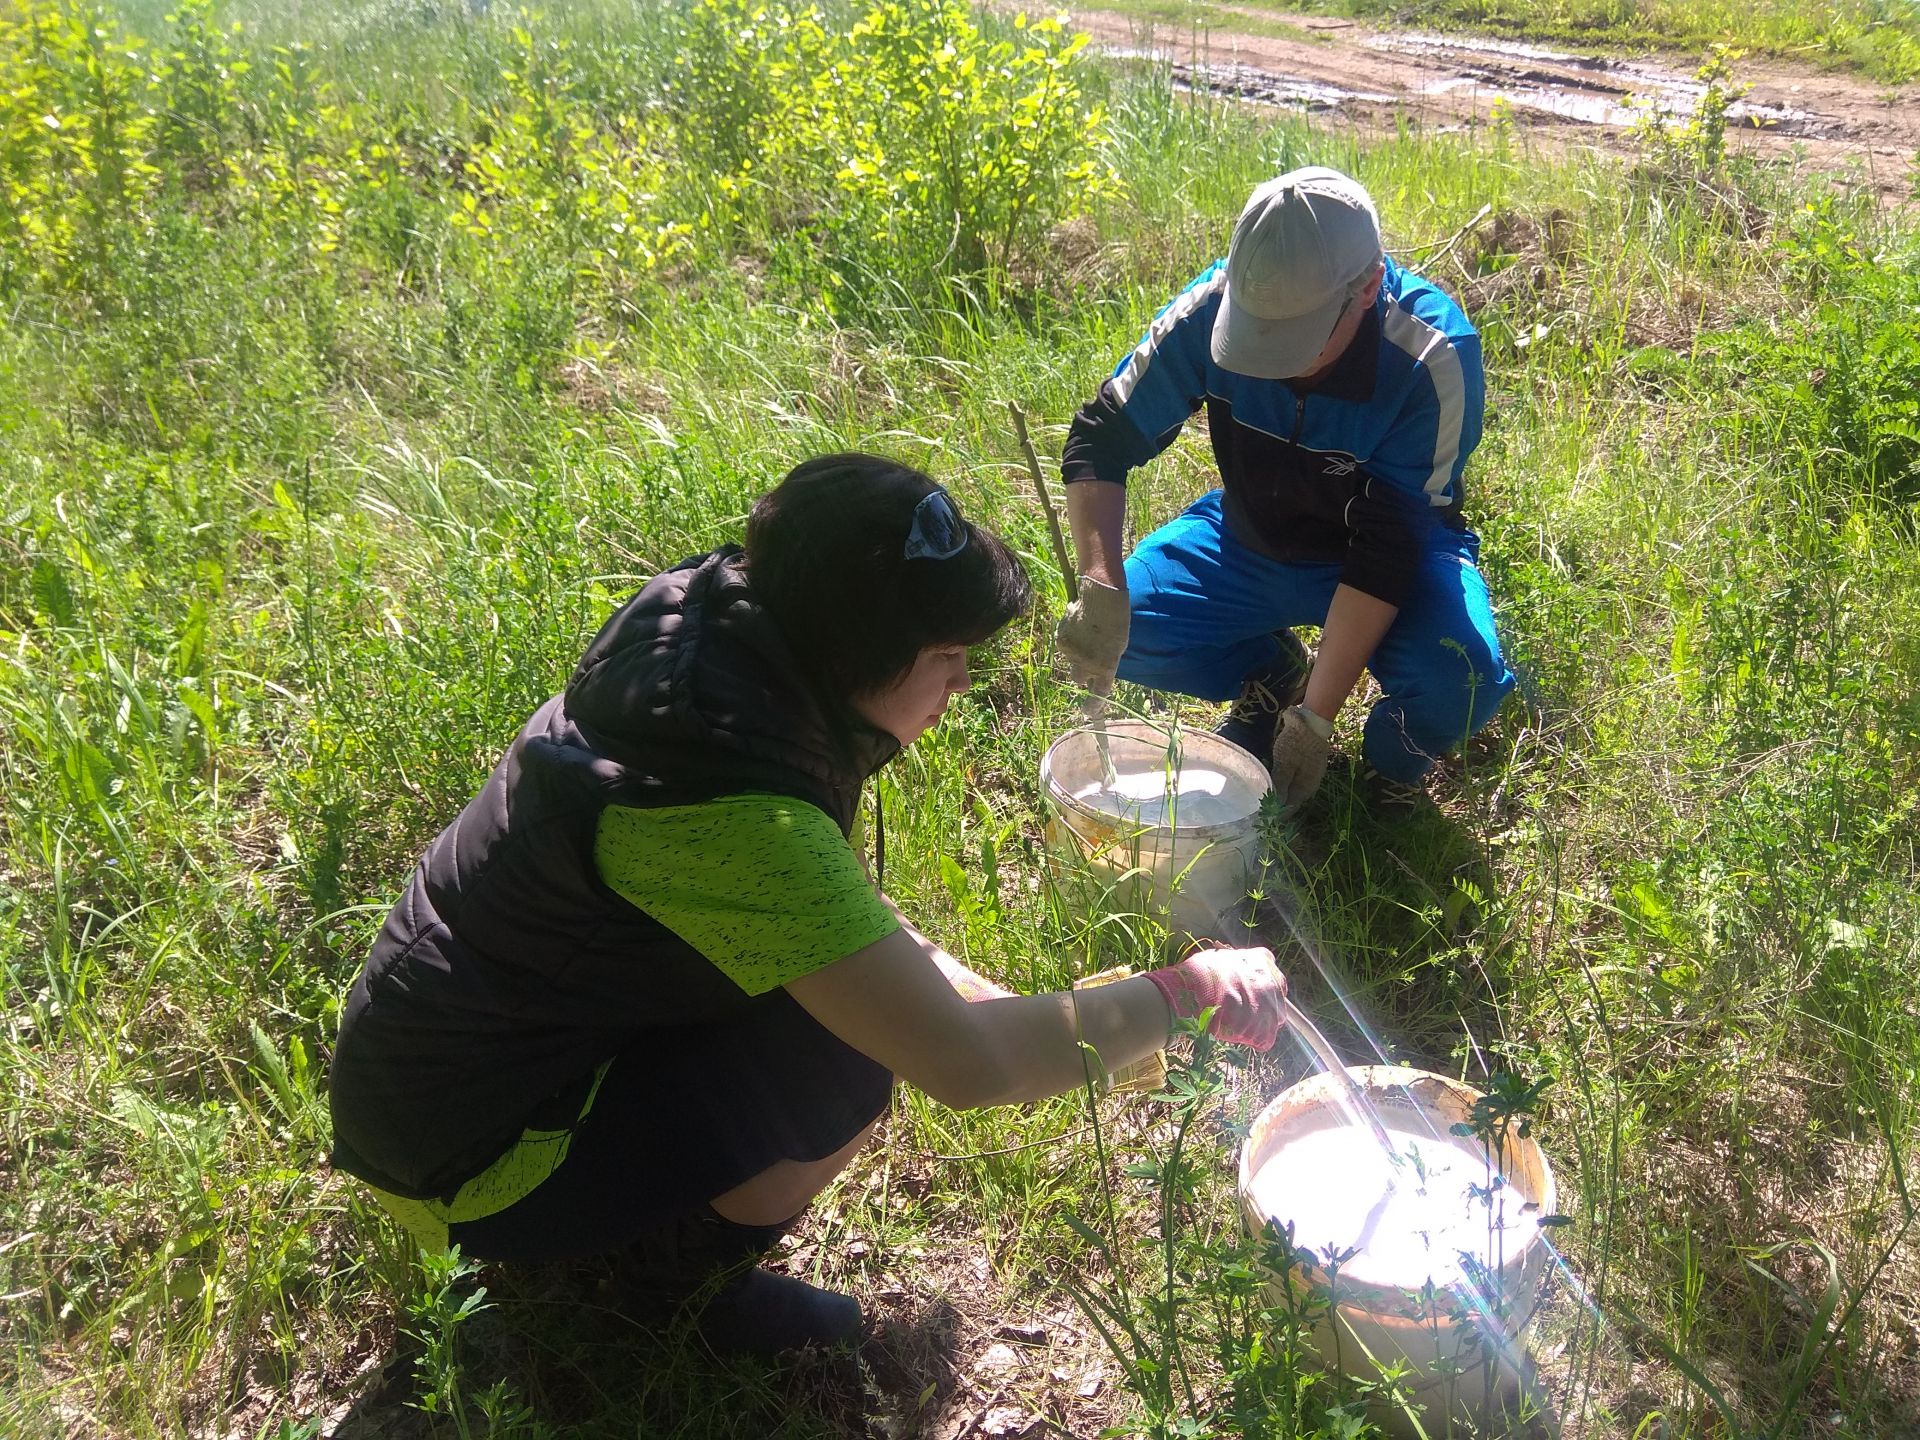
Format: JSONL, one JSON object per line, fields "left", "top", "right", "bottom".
{"left": 594, "top": 792, "right": 900, "bottom": 995}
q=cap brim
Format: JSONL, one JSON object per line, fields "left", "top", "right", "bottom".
{"left": 1210, "top": 287, "right": 1346, "bottom": 380}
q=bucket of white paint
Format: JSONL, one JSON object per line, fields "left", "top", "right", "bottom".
{"left": 1238, "top": 1066, "right": 1557, "bottom": 1430}
{"left": 1040, "top": 720, "right": 1271, "bottom": 942}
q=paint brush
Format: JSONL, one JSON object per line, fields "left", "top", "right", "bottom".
{"left": 1082, "top": 694, "right": 1118, "bottom": 793}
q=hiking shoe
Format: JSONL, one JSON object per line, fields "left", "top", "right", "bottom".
{"left": 1216, "top": 629, "right": 1313, "bottom": 760}
{"left": 687, "top": 1265, "right": 864, "bottom": 1357}
{"left": 615, "top": 1208, "right": 863, "bottom": 1357}
{"left": 1362, "top": 765, "right": 1427, "bottom": 816}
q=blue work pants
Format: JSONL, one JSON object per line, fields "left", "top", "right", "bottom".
{"left": 1117, "top": 491, "right": 1515, "bottom": 783}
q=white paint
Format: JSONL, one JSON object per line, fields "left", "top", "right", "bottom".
{"left": 1043, "top": 722, "right": 1273, "bottom": 937}
{"left": 1248, "top": 1125, "right": 1541, "bottom": 1290}
{"left": 1072, "top": 765, "right": 1259, "bottom": 830}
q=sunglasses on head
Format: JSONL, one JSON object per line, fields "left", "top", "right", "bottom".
{"left": 903, "top": 488, "right": 969, "bottom": 561}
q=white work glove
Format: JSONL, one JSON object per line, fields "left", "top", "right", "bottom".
{"left": 1054, "top": 576, "right": 1130, "bottom": 698}
{"left": 1145, "top": 946, "right": 1289, "bottom": 1051}
{"left": 1271, "top": 704, "right": 1333, "bottom": 813}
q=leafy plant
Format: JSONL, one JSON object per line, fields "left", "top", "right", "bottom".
{"left": 1629, "top": 47, "right": 1750, "bottom": 177}
{"left": 671, "top": 0, "right": 1119, "bottom": 292}
{"left": 406, "top": 1246, "right": 546, "bottom": 1438}
{"left": 1061, "top": 1021, "right": 1405, "bottom": 1437}
{"left": 1444, "top": 1071, "right": 1566, "bottom": 1408}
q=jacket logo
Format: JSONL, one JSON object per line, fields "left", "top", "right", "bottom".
{"left": 1320, "top": 453, "right": 1361, "bottom": 477}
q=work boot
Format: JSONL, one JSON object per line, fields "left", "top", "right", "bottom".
{"left": 616, "top": 1207, "right": 863, "bottom": 1357}
{"left": 1216, "top": 629, "right": 1313, "bottom": 761}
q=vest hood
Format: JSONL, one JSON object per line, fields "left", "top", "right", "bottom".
{"left": 562, "top": 546, "right": 899, "bottom": 820}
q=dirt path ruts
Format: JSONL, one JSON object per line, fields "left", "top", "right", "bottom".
{"left": 1070, "top": 5, "right": 1920, "bottom": 200}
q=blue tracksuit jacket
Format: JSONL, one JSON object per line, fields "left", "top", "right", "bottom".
{"left": 1060, "top": 256, "right": 1484, "bottom": 609}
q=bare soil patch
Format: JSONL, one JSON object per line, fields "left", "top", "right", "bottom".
{"left": 1071, "top": 5, "right": 1920, "bottom": 200}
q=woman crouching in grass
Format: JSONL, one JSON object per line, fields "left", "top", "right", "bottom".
{"left": 327, "top": 453, "right": 1288, "bottom": 1357}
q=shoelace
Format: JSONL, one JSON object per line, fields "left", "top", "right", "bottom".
{"left": 1229, "top": 632, "right": 1312, "bottom": 723}
{"left": 1363, "top": 766, "right": 1424, "bottom": 809}
{"left": 1227, "top": 677, "right": 1288, "bottom": 724}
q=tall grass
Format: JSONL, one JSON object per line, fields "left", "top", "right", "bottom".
{"left": 1, "top": 1, "right": 1917, "bottom": 1436}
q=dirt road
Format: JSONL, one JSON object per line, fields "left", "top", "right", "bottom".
{"left": 1070, "top": 5, "right": 1920, "bottom": 199}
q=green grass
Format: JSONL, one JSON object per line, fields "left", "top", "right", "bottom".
{"left": 2, "top": 1, "right": 1918, "bottom": 1437}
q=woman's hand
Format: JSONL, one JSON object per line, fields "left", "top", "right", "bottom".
{"left": 1144, "top": 947, "right": 1288, "bottom": 1051}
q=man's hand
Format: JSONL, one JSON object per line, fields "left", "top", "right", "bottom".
{"left": 1055, "top": 576, "right": 1130, "bottom": 697}
{"left": 1271, "top": 705, "right": 1333, "bottom": 813}
{"left": 1144, "top": 946, "right": 1288, "bottom": 1051}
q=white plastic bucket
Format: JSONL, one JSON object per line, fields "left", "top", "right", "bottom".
{"left": 1237, "top": 1065, "right": 1557, "bottom": 1432}
{"left": 1040, "top": 720, "right": 1271, "bottom": 943}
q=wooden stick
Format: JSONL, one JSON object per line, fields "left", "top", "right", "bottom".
{"left": 1009, "top": 400, "right": 1114, "bottom": 788}
{"left": 1008, "top": 399, "right": 1077, "bottom": 603}
{"left": 1409, "top": 201, "right": 1494, "bottom": 274}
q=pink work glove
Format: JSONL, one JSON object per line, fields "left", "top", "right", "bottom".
{"left": 1144, "top": 947, "right": 1289, "bottom": 1051}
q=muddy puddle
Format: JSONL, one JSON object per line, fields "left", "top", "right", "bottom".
{"left": 1073, "top": 2, "right": 1916, "bottom": 177}
{"left": 1156, "top": 31, "right": 1839, "bottom": 138}
{"left": 1371, "top": 32, "right": 1836, "bottom": 137}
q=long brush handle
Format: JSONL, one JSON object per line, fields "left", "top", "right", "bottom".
{"left": 1281, "top": 998, "right": 1398, "bottom": 1156}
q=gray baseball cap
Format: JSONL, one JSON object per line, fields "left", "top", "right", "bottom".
{"left": 1210, "top": 166, "right": 1383, "bottom": 379}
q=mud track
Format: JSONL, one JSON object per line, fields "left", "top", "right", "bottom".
{"left": 1070, "top": 6, "right": 1920, "bottom": 200}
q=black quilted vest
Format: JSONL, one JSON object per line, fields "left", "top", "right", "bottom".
{"left": 326, "top": 547, "right": 898, "bottom": 1198}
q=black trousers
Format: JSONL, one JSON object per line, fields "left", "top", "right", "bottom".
{"left": 448, "top": 989, "right": 892, "bottom": 1262}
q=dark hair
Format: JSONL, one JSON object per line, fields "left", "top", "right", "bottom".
{"left": 746, "top": 452, "right": 1033, "bottom": 698}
